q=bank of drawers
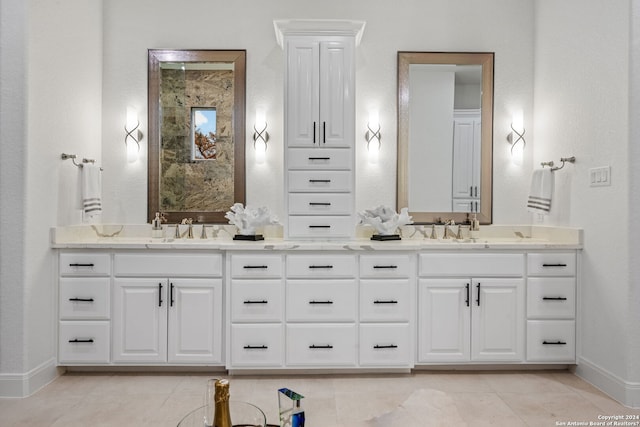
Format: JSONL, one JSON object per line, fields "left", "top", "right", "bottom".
{"left": 359, "top": 254, "right": 413, "bottom": 367}
{"left": 526, "top": 252, "right": 576, "bottom": 362}
{"left": 285, "top": 254, "right": 358, "bottom": 367}
{"left": 286, "top": 147, "right": 354, "bottom": 239}
{"left": 58, "top": 252, "right": 111, "bottom": 364}
{"left": 229, "top": 254, "right": 284, "bottom": 367}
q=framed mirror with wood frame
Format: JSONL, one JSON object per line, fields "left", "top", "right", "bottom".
{"left": 148, "top": 49, "right": 246, "bottom": 224}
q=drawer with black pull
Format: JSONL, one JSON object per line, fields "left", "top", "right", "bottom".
{"left": 59, "top": 278, "right": 110, "bottom": 320}
{"left": 230, "top": 324, "right": 284, "bottom": 367}
{"left": 230, "top": 280, "right": 283, "bottom": 322}
{"left": 230, "top": 254, "right": 283, "bottom": 279}
{"left": 527, "top": 277, "right": 575, "bottom": 319}
{"left": 359, "top": 324, "right": 411, "bottom": 367}
{"left": 58, "top": 321, "right": 110, "bottom": 364}
{"left": 60, "top": 252, "right": 111, "bottom": 276}
{"left": 286, "top": 254, "right": 356, "bottom": 278}
{"left": 286, "top": 324, "right": 357, "bottom": 366}
{"left": 360, "top": 254, "right": 411, "bottom": 278}
{"left": 286, "top": 280, "right": 357, "bottom": 322}
{"left": 527, "top": 252, "right": 576, "bottom": 276}
{"left": 359, "top": 279, "right": 411, "bottom": 322}
{"left": 526, "top": 320, "right": 575, "bottom": 362}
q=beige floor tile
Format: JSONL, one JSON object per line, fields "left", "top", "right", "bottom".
{"left": 1, "top": 371, "right": 636, "bottom": 426}
{"left": 449, "top": 392, "right": 526, "bottom": 426}
{"left": 499, "top": 391, "right": 605, "bottom": 426}
{"left": 414, "top": 372, "right": 494, "bottom": 393}
{"left": 480, "top": 371, "right": 575, "bottom": 394}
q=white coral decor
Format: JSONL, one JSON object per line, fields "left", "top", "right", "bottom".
{"left": 225, "top": 203, "right": 279, "bottom": 235}
{"left": 358, "top": 206, "right": 413, "bottom": 236}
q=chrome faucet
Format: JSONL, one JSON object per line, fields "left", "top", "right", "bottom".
{"left": 184, "top": 218, "right": 194, "bottom": 239}
{"left": 443, "top": 220, "right": 457, "bottom": 239}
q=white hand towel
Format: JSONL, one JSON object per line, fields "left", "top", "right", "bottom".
{"left": 82, "top": 164, "right": 102, "bottom": 223}
{"left": 527, "top": 168, "right": 554, "bottom": 214}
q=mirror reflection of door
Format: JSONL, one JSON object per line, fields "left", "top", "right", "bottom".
{"left": 408, "top": 64, "right": 482, "bottom": 213}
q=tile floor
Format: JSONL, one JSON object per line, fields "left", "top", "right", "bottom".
{"left": 1, "top": 370, "right": 639, "bottom": 426}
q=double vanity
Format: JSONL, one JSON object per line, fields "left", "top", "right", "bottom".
{"left": 54, "top": 20, "right": 582, "bottom": 374}
{"left": 52, "top": 225, "right": 582, "bottom": 373}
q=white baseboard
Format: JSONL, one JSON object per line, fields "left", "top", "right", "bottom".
{"left": 0, "top": 358, "right": 60, "bottom": 398}
{"left": 576, "top": 356, "right": 640, "bottom": 408}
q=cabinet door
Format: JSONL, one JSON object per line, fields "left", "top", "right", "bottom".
{"left": 452, "top": 118, "right": 476, "bottom": 199}
{"left": 286, "top": 39, "right": 320, "bottom": 147}
{"left": 418, "top": 279, "right": 470, "bottom": 362}
{"left": 319, "top": 40, "right": 354, "bottom": 147}
{"left": 167, "top": 279, "right": 222, "bottom": 364}
{"left": 471, "top": 278, "right": 525, "bottom": 361}
{"left": 113, "top": 279, "right": 167, "bottom": 363}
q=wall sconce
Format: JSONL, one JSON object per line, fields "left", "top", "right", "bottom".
{"left": 125, "top": 106, "right": 143, "bottom": 163}
{"left": 365, "top": 111, "right": 381, "bottom": 164}
{"left": 253, "top": 108, "right": 269, "bottom": 164}
{"left": 508, "top": 110, "right": 525, "bottom": 165}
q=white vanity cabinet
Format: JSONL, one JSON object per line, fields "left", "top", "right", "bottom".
{"left": 418, "top": 253, "right": 526, "bottom": 363}
{"left": 112, "top": 253, "right": 223, "bottom": 364}
{"left": 526, "top": 252, "right": 577, "bottom": 362}
{"left": 227, "top": 254, "right": 285, "bottom": 368}
{"left": 359, "top": 254, "right": 414, "bottom": 368}
{"left": 278, "top": 21, "right": 364, "bottom": 240}
{"left": 58, "top": 252, "right": 112, "bottom": 364}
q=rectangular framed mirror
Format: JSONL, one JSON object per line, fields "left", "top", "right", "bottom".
{"left": 148, "top": 49, "right": 246, "bottom": 224}
{"left": 397, "top": 52, "right": 494, "bottom": 224}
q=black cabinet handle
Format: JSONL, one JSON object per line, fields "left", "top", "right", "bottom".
{"left": 542, "top": 296, "right": 568, "bottom": 301}
{"left": 243, "top": 345, "right": 268, "bottom": 350}
{"left": 476, "top": 283, "right": 481, "bottom": 306}
{"left": 309, "top": 344, "right": 333, "bottom": 349}
{"left": 308, "top": 157, "right": 330, "bottom": 161}
{"left": 309, "top": 179, "right": 331, "bottom": 183}
{"left": 69, "top": 263, "right": 94, "bottom": 267}
{"left": 69, "top": 297, "right": 94, "bottom": 302}
{"left": 374, "top": 300, "right": 398, "bottom": 304}
{"left": 465, "top": 283, "right": 470, "bottom": 307}
{"left": 309, "top": 265, "right": 333, "bottom": 269}
{"left": 170, "top": 283, "right": 175, "bottom": 307}
{"left": 542, "top": 340, "right": 567, "bottom": 345}
{"left": 475, "top": 186, "right": 478, "bottom": 197}
{"left": 69, "top": 338, "right": 94, "bottom": 343}
{"left": 542, "top": 263, "right": 568, "bottom": 267}
{"left": 158, "top": 283, "right": 163, "bottom": 307}
{"left": 373, "top": 265, "right": 398, "bottom": 269}
{"left": 313, "top": 121, "right": 316, "bottom": 144}
{"left": 243, "top": 300, "right": 268, "bottom": 304}
{"left": 243, "top": 265, "right": 268, "bottom": 269}
{"left": 309, "top": 300, "right": 333, "bottom": 305}
{"left": 470, "top": 186, "right": 473, "bottom": 197}
{"left": 309, "top": 202, "right": 331, "bottom": 206}
{"left": 309, "top": 225, "right": 331, "bottom": 229}
{"left": 322, "top": 121, "right": 326, "bottom": 144}
{"left": 374, "top": 344, "right": 398, "bottom": 349}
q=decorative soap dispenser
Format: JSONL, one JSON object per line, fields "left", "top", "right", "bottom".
{"left": 469, "top": 213, "right": 480, "bottom": 239}
{"left": 151, "top": 212, "right": 164, "bottom": 238}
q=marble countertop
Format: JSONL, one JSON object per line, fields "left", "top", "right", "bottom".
{"left": 51, "top": 224, "right": 583, "bottom": 251}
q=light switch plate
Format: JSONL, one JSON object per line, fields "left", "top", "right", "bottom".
{"left": 589, "top": 166, "right": 611, "bottom": 187}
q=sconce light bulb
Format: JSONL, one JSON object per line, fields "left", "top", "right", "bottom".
{"left": 368, "top": 144, "right": 379, "bottom": 164}
{"left": 255, "top": 139, "right": 266, "bottom": 164}
{"left": 126, "top": 139, "right": 139, "bottom": 163}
